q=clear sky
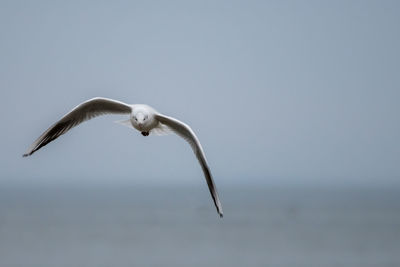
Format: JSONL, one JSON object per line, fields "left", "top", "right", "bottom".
{"left": 0, "top": 0, "right": 399, "bottom": 186}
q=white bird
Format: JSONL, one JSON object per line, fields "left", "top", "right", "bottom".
{"left": 23, "top": 97, "right": 223, "bottom": 217}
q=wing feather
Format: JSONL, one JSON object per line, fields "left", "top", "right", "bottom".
{"left": 155, "top": 113, "right": 223, "bottom": 217}
{"left": 23, "top": 97, "right": 132, "bottom": 157}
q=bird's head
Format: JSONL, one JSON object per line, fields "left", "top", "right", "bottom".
{"left": 132, "top": 111, "right": 149, "bottom": 129}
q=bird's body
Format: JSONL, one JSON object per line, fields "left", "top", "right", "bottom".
{"left": 23, "top": 97, "right": 223, "bottom": 217}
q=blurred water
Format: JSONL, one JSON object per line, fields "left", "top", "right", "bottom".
{"left": 0, "top": 183, "right": 399, "bottom": 267}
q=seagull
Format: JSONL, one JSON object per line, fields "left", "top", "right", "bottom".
{"left": 23, "top": 97, "right": 223, "bottom": 217}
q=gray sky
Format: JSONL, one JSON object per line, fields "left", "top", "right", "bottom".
{"left": 0, "top": 0, "right": 399, "bottom": 186}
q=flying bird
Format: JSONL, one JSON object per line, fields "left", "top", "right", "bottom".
{"left": 23, "top": 97, "right": 223, "bottom": 217}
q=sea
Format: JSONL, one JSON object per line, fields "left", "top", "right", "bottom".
{"left": 0, "top": 183, "right": 399, "bottom": 267}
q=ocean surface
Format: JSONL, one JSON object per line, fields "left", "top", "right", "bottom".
{"left": 0, "top": 183, "right": 399, "bottom": 267}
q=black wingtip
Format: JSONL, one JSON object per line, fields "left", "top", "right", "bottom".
{"left": 22, "top": 153, "right": 30, "bottom": 157}
{"left": 218, "top": 211, "right": 223, "bottom": 218}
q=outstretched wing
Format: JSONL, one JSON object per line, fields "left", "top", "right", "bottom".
{"left": 23, "top": 97, "right": 132, "bottom": 157}
{"left": 155, "top": 113, "right": 223, "bottom": 217}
